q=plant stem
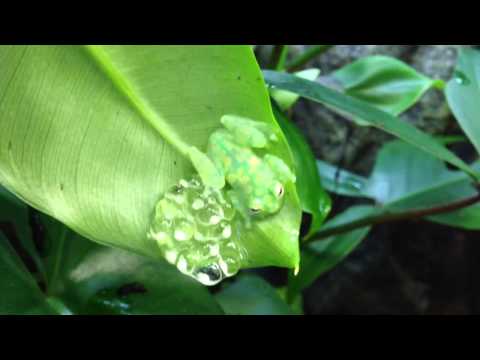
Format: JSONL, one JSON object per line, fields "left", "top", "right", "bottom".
{"left": 268, "top": 45, "right": 289, "bottom": 70}
{"left": 304, "top": 192, "right": 480, "bottom": 244}
{"left": 286, "top": 45, "right": 333, "bottom": 72}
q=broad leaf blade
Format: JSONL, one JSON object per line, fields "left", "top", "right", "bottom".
{"left": 263, "top": 70, "right": 478, "bottom": 179}
{"left": 0, "top": 45, "right": 301, "bottom": 273}
{"left": 333, "top": 55, "right": 440, "bottom": 115}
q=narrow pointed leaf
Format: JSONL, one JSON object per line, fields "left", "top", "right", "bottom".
{"left": 263, "top": 70, "right": 478, "bottom": 179}
{"left": 270, "top": 68, "right": 320, "bottom": 110}
{"left": 273, "top": 102, "right": 331, "bottom": 236}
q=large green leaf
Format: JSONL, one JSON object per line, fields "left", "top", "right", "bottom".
{"left": 263, "top": 70, "right": 478, "bottom": 179}
{"left": 273, "top": 102, "right": 331, "bottom": 237}
{"left": 0, "top": 46, "right": 301, "bottom": 274}
{"left": 287, "top": 206, "right": 374, "bottom": 301}
{"left": 215, "top": 274, "right": 294, "bottom": 315}
{"left": 332, "top": 55, "right": 442, "bottom": 116}
{"left": 0, "top": 233, "right": 55, "bottom": 314}
{"left": 317, "top": 140, "right": 480, "bottom": 230}
{"left": 446, "top": 48, "right": 480, "bottom": 156}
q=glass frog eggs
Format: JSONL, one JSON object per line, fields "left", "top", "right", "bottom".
{"left": 148, "top": 176, "right": 246, "bottom": 286}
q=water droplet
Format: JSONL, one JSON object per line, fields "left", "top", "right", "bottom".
{"left": 344, "top": 176, "right": 364, "bottom": 191}
{"left": 193, "top": 264, "right": 223, "bottom": 286}
{"left": 454, "top": 70, "right": 471, "bottom": 85}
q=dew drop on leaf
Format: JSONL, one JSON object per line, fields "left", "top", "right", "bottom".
{"left": 454, "top": 70, "right": 471, "bottom": 85}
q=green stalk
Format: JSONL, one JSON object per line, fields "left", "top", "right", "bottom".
{"left": 303, "top": 192, "right": 480, "bottom": 244}
{"left": 269, "top": 45, "right": 289, "bottom": 71}
{"left": 286, "top": 45, "right": 333, "bottom": 72}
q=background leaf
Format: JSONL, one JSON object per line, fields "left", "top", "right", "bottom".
{"left": 0, "top": 45, "right": 301, "bottom": 273}
{"left": 316, "top": 159, "right": 369, "bottom": 198}
{"left": 446, "top": 47, "right": 480, "bottom": 156}
{"left": 287, "top": 206, "right": 375, "bottom": 301}
{"left": 332, "top": 55, "right": 441, "bottom": 115}
{"left": 317, "top": 140, "right": 480, "bottom": 230}
{"left": 0, "top": 186, "right": 45, "bottom": 278}
{"left": 0, "top": 233, "right": 55, "bottom": 314}
{"left": 263, "top": 70, "right": 478, "bottom": 179}
{"left": 215, "top": 274, "right": 294, "bottom": 315}
{"left": 273, "top": 102, "right": 331, "bottom": 236}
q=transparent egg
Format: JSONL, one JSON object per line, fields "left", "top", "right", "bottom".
{"left": 148, "top": 176, "right": 247, "bottom": 286}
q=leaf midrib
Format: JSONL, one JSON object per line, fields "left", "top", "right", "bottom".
{"left": 83, "top": 45, "right": 191, "bottom": 158}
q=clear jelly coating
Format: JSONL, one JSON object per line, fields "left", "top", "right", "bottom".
{"left": 148, "top": 176, "right": 246, "bottom": 286}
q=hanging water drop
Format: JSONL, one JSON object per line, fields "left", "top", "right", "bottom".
{"left": 454, "top": 70, "right": 470, "bottom": 85}
{"left": 193, "top": 264, "right": 223, "bottom": 286}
